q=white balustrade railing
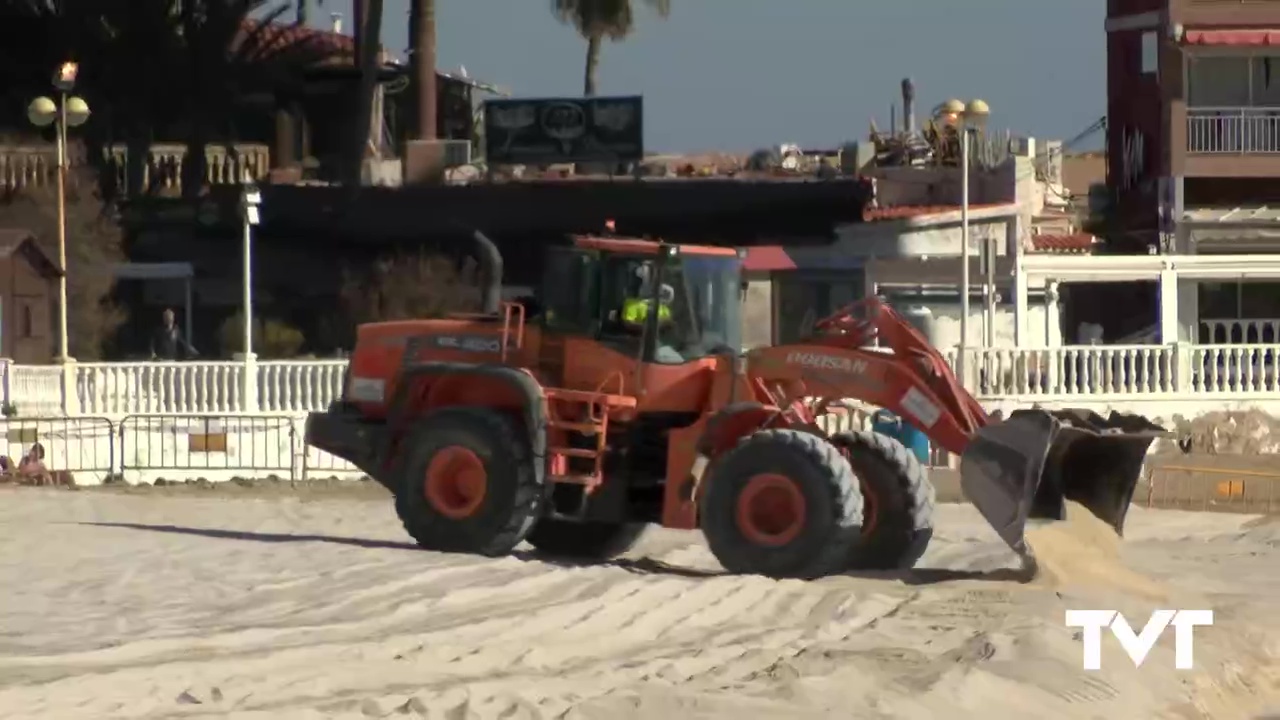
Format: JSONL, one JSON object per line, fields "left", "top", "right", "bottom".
{"left": 75, "top": 362, "right": 245, "bottom": 415}
{"left": 2, "top": 364, "right": 64, "bottom": 416}
{"left": 3, "top": 343, "right": 1280, "bottom": 418}
{"left": 258, "top": 360, "right": 348, "bottom": 413}
{"left": 1190, "top": 344, "right": 1280, "bottom": 394}
{"left": 1187, "top": 107, "right": 1280, "bottom": 154}
{"left": 1200, "top": 317, "right": 1280, "bottom": 344}
{"left": 946, "top": 345, "right": 1180, "bottom": 397}
{"left": 1, "top": 359, "right": 346, "bottom": 416}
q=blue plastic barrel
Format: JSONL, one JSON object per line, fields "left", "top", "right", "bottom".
{"left": 870, "top": 410, "right": 930, "bottom": 465}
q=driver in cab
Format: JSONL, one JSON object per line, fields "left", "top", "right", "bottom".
{"left": 621, "top": 264, "right": 673, "bottom": 331}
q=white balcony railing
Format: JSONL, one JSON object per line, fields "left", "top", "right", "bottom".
{"left": 1, "top": 346, "right": 1278, "bottom": 419}
{"left": 945, "top": 343, "right": 1280, "bottom": 397}
{"left": 1187, "top": 107, "right": 1280, "bottom": 153}
{"left": 1200, "top": 317, "right": 1280, "bottom": 344}
{"left": 0, "top": 359, "right": 347, "bottom": 417}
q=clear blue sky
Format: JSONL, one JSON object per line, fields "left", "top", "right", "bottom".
{"left": 306, "top": 0, "right": 1105, "bottom": 153}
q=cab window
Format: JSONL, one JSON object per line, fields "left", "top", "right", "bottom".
{"left": 540, "top": 248, "right": 597, "bottom": 333}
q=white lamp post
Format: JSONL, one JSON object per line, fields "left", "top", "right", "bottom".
{"left": 28, "top": 62, "right": 90, "bottom": 363}
{"left": 936, "top": 98, "right": 990, "bottom": 388}
{"left": 240, "top": 181, "right": 261, "bottom": 410}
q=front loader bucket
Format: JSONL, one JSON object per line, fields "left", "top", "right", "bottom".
{"left": 958, "top": 409, "right": 1168, "bottom": 558}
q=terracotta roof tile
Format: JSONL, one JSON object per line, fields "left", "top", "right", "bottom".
{"left": 238, "top": 20, "right": 355, "bottom": 59}
{"left": 1031, "top": 233, "right": 1099, "bottom": 254}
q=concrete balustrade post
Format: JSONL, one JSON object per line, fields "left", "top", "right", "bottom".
{"left": 1172, "top": 342, "right": 1192, "bottom": 394}
{"left": 0, "top": 359, "right": 11, "bottom": 413}
{"left": 57, "top": 356, "right": 77, "bottom": 415}
{"left": 239, "top": 352, "right": 259, "bottom": 412}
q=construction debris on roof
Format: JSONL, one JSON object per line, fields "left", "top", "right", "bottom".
{"left": 1030, "top": 233, "right": 1099, "bottom": 254}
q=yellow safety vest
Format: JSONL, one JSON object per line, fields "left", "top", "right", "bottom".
{"left": 622, "top": 298, "right": 671, "bottom": 325}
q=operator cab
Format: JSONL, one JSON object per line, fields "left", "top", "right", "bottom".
{"left": 538, "top": 236, "right": 743, "bottom": 364}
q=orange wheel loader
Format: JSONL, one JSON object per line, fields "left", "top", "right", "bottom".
{"left": 305, "top": 233, "right": 1165, "bottom": 579}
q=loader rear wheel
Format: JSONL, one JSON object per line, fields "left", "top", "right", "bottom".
{"left": 701, "top": 430, "right": 863, "bottom": 579}
{"left": 831, "top": 431, "right": 935, "bottom": 570}
{"left": 526, "top": 519, "right": 648, "bottom": 560}
{"left": 394, "top": 407, "right": 542, "bottom": 557}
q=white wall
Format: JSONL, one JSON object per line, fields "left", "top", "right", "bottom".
{"left": 911, "top": 301, "right": 1060, "bottom": 349}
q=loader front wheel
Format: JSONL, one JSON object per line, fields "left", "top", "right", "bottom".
{"left": 832, "top": 431, "right": 935, "bottom": 570}
{"left": 526, "top": 519, "right": 648, "bottom": 560}
{"left": 701, "top": 430, "right": 863, "bottom": 579}
{"left": 394, "top": 407, "right": 542, "bottom": 557}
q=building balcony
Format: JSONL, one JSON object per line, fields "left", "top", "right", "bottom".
{"left": 1173, "top": 103, "right": 1280, "bottom": 176}
{"left": 0, "top": 142, "right": 270, "bottom": 196}
{"left": 1187, "top": 107, "right": 1280, "bottom": 154}
{"left": 1173, "top": 0, "right": 1280, "bottom": 28}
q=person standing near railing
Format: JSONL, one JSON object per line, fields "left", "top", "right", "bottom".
{"left": 150, "top": 308, "right": 198, "bottom": 361}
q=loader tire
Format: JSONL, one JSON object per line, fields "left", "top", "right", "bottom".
{"left": 393, "top": 407, "right": 543, "bottom": 557}
{"left": 701, "top": 430, "right": 863, "bottom": 580}
{"left": 526, "top": 519, "right": 648, "bottom": 560}
{"left": 831, "top": 431, "right": 935, "bottom": 570}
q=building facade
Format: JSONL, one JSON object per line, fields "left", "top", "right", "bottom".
{"left": 1108, "top": 0, "right": 1280, "bottom": 343}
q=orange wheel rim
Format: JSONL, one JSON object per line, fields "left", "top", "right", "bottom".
{"left": 423, "top": 446, "right": 487, "bottom": 519}
{"left": 735, "top": 473, "right": 806, "bottom": 546}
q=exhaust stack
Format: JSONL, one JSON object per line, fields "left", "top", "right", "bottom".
{"left": 471, "top": 230, "right": 503, "bottom": 314}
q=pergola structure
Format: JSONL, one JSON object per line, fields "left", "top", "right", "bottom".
{"left": 1013, "top": 253, "right": 1280, "bottom": 345}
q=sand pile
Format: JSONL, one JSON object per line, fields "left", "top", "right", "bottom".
{"left": 1172, "top": 409, "right": 1280, "bottom": 455}
{"left": 1025, "top": 500, "right": 1167, "bottom": 601}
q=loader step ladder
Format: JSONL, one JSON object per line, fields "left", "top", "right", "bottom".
{"left": 544, "top": 386, "right": 636, "bottom": 497}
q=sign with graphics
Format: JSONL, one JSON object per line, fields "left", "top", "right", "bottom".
{"left": 785, "top": 352, "right": 869, "bottom": 375}
{"left": 430, "top": 334, "right": 502, "bottom": 353}
{"left": 1066, "top": 609, "right": 1213, "bottom": 670}
{"left": 483, "top": 96, "right": 644, "bottom": 165}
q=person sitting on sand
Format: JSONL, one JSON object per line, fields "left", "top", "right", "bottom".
{"left": 0, "top": 455, "right": 14, "bottom": 483}
{"left": 18, "top": 443, "right": 50, "bottom": 486}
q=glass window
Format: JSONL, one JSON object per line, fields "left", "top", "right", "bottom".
{"left": 1141, "top": 32, "right": 1158, "bottom": 76}
{"left": 540, "top": 248, "right": 596, "bottom": 333}
{"left": 1187, "top": 56, "right": 1250, "bottom": 107}
{"left": 773, "top": 273, "right": 865, "bottom": 345}
{"left": 1198, "top": 282, "right": 1238, "bottom": 319}
{"left": 1240, "top": 281, "right": 1280, "bottom": 319}
{"left": 1251, "top": 57, "right": 1280, "bottom": 107}
{"left": 599, "top": 253, "right": 742, "bottom": 364}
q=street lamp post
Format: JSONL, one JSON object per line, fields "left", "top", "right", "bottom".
{"left": 936, "top": 98, "right": 990, "bottom": 388}
{"left": 240, "top": 181, "right": 261, "bottom": 411}
{"left": 27, "top": 62, "right": 90, "bottom": 363}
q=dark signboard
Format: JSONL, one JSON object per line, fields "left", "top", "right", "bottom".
{"left": 483, "top": 96, "right": 643, "bottom": 165}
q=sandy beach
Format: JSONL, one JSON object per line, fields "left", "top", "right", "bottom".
{"left": 1, "top": 484, "right": 1277, "bottom": 719}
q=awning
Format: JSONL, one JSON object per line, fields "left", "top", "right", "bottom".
{"left": 743, "top": 246, "right": 796, "bottom": 272}
{"left": 1183, "top": 29, "right": 1280, "bottom": 46}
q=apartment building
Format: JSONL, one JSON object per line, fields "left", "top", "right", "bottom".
{"left": 1108, "top": 0, "right": 1280, "bottom": 342}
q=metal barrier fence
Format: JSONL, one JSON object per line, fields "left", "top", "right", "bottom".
{"left": 2, "top": 414, "right": 1277, "bottom": 510}
{"left": 118, "top": 414, "right": 298, "bottom": 481}
{"left": 0, "top": 416, "right": 115, "bottom": 483}
{"left": 1144, "top": 463, "right": 1280, "bottom": 514}
{"left": 300, "top": 436, "right": 363, "bottom": 480}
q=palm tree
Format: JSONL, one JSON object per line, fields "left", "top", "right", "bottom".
{"left": 552, "top": 0, "right": 670, "bottom": 96}
{"left": 408, "top": 0, "right": 436, "bottom": 140}
{"left": 345, "top": 0, "right": 384, "bottom": 186}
